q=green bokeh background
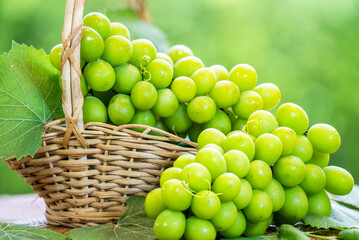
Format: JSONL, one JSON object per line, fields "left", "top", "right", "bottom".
{"left": 0, "top": 0, "right": 358, "bottom": 194}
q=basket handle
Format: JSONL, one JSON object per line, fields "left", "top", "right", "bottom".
{"left": 61, "top": 0, "right": 88, "bottom": 148}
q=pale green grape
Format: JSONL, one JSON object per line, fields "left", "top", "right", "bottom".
{"left": 253, "top": 83, "right": 281, "bottom": 110}
{"left": 83, "top": 12, "right": 111, "bottom": 39}
{"left": 246, "top": 110, "right": 278, "bottom": 138}
{"left": 197, "top": 128, "right": 226, "bottom": 149}
{"left": 273, "top": 155, "right": 306, "bottom": 187}
{"left": 210, "top": 64, "right": 229, "bottom": 81}
{"left": 168, "top": 44, "right": 194, "bottom": 63}
{"left": 220, "top": 210, "right": 246, "bottom": 238}
{"left": 191, "top": 67, "right": 217, "bottom": 96}
{"left": 209, "top": 80, "right": 240, "bottom": 109}
{"left": 291, "top": 135, "right": 313, "bottom": 163}
{"left": 233, "top": 179, "right": 253, "bottom": 209}
{"left": 161, "top": 179, "right": 192, "bottom": 211}
{"left": 147, "top": 59, "right": 173, "bottom": 89}
{"left": 212, "top": 173, "right": 241, "bottom": 202}
{"left": 307, "top": 150, "right": 330, "bottom": 168}
{"left": 152, "top": 89, "right": 179, "bottom": 117}
{"left": 171, "top": 76, "right": 197, "bottom": 103}
{"left": 307, "top": 123, "right": 341, "bottom": 154}
{"left": 184, "top": 216, "right": 216, "bottom": 240}
{"left": 159, "top": 167, "right": 182, "bottom": 187}
{"left": 180, "top": 162, "right": 212, "bottom": 192}
{"left": 307, "top": 190, "right": 331, "bottom": 217}
{"left": 110, "top": 22, "right": 130, "bottom": 39}
{"left": 245, "top": 160, "right": 272, "bottom": 189}
{"left": 324, "top": 166, "right": 354, "bottom": 195}
{"left": 263, "top": 179, "right": 285, "bottom": 212}
{"left": 243, "top": 189, "right": 273, "bottom": 223}
{"left": 210, "top": 201, "right": 238, "bottom": 231}
{"left": 195, "top": 147, "right": 227, "bottom": 181}
{"left": 145, "top": 188, "right": 167, "bottom": 219}
{"left": 187, "top": 96, "right": 217, "bottom": 123}
{"left": 229, "top": 64, "right": 257, "bottom": 91}
{"left": 203, "top": 110, "right": 232, "bottom": 135}
{"left": 224, "top": 150, "right": 250, "bottom": 178}
{"left": 173, "top": 56, "right": 204, "bottom": 78}
{"left": 232, "top": 91, "right": 263, "bottom": 119}
{"left": 272, "top": 127, "right": 298, "bottom": 155}
{"left": 154, "top": 209, "right": 186, "bottom": 240}
{"left": 276, "top": 103, "right": 309, "bottom": 135}
{"left": 223, "top": 131, "right": 255, "bottom": 160}
{"left": 191, "top": 190, "right": 221, "bottom": 219}
{"left": 173, "top": 154, "right": 195, "bottom": 169}
{"left": 300, "top": 164, "right": 326, "bottom": 195}
{"left": 278, "top": 185, "right": 308, "bottom": 224}
{"left": 254, "top": 133, "right": 282, "bottom": 166}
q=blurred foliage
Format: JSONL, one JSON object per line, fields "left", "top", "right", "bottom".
{"left": 0, "top": 0, "right": 358, "bottom": 194}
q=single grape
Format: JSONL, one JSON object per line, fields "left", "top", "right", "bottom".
{"left": 223, "top": 131, "right": 255, "bottom": 160}
{"left": 102, "top": 35, "right": 133, "bottom": 66}
{"left": 254, "top": 133, "right": 283, "bottom": 166}
{"left": 232, "top": 91, "right": 263, "bottom": 119}
{"left": 210, "top": 80, "right": 240, "bottom": 109}
{"left": 49, "top": 43, "right": 62, "bottom": 70}
{"left": 191, "top": 190, "right": 221, "bottom": 219}
{"left": 271, "top": 126, "right": 298, "bottom": 155}
{"left": 83, "top": 59, "right": 115, "bottom": 91}
{"left": 154, "top": 209, "right": 186, "bottom": 240}
{"left": 224, "top": 150, "right": 250, "bottom": 178}
{"left": 83, "top": 12, "right": 111, "bottom": 40}
{"left": 173, "top": 154, "right": 195, "bottom": 169}
{"left": 233, "top": 179, "right": 253, "bottom": 209}
{"left": 291, "top": 135, "right": 313, "bottom": 163}
{"left": 245, "top": 160, "right": 272, "bottom": 189}
{"left": 167, "top": 44, "right": 194, "bottom": 63}
{"left": 147, "top": 59, "right": 173, "bottom": 89}
{"left": 203, "top": 110, "right": 232, "bottom": 135}
{"left": 108, "top": 94, "right": 135, "bottom": 125}
{"left": 210, "top": 201, "right": 238, "bottom": 231}
{"left": 253, "top": 83, "right": 281, "bottom": 110}
{"left": 232, "top": 117, "right": 247, "bottom": 131}
{"left": 184, "top": 216, "right": 216, "bottom": 240}
{"left": 187, "top": 96, "right": 217, "bottom": 123}
{"left": 300, "top": 164, "right": 326, "bottom": 195}
{"left": 263, "top": 179, "right": 285, "bottom": 212}
{"left": 129, "top": 39, "right": 157, "bottom": 68}
{"left": 307, "top": 190, "right": 331, "bottom": 217}
{"left": 195, "top": 147, "right": 227, "bottom": 181}
{"left": 244, "top": 219, "right": 268, "bottom": 237}
{"left": 243, "top": 189, "right": 273, "bottom": 223}
{"left": 228, "top": 64, "right": 257, "bottom": 91}
{"left": 307, "top": 150, "right": 330, "bottom": 168}
{"left": 197, "top": 128, "right": 226, "bottom": 149}
{"left": 246, "top": 110, "right": 278, "bottom": 138}
{"left": 171, "top": 76, "right": 197, "bottom": 103}
{"left": 152, "top": 89, "right": 179, "bottom": 118}
{"left": 130, "top": 81, "right": 157, "bottom": 110}
{"left": 188, "top": 123, "right": 204, "bottom": 142}
{"left": 159, "top": 167, "right": 182, "bottom": 187}
{"left": 324, "top": 166, "right": 354, "bottom": 195}
{"left": 81, "top": 26, "right": 105, "bottom": 62}
{"left": 220, "top": 210, "right": 246, "bottom": 238}
{"left": 307, "top": 123, "right": 341, "bottom": 154}
{"left": 112, "top": 63, "right": 142, "bottom": 94}
{"left": 276, "top": 103, "right": 309, "bottom": 135}
{"left": 191, "top": 67, "right": 217, "bottom": 96}
{"left": 278, "top": 185, "right": 308, "bottom": 224}
{"left": 161, "top": 179, "right": 192, "bottom": 211}
{"left": 273, "top": 155, "right": 306, "bottom": 187}
{"left": 156, "top": 52, "right": 174, "bottom": 67}
{"left": 110, "top": 22, "right": 130, "bottom": 39}
{"left": 180, "top": 162, "right": 212, "bottom": 192}
{"left": 163, "top": 103, "right": 192, "bottom": 133}
{"left": 129, "top": 109, "right": 156, "bottom": 131}
{"left": 145, "top": 188, "right": 167, "bottom": 219}
{"left": 173, "top": 56, "right": 204, "bottom": 78}
{"left": 210, "top": 64, "right": 229, "bottom": 81}
{"left": 83, "top": 96, "right": 108, "bottom": 123}
{"left": 202, "top": 144, "right": 224, "bottom": 154}
{"left": 212, "top": 173, "right": 241, "bottom": 202}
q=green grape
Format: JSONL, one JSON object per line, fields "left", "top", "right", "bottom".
{"left": 246, "top": 110, "right": 278, "bottom": 138}
{"left": 156, "top": 52, "right": 174, "bottom": 67}
{"left": 93, "top": 89, "right": 113, "bottom": 106}
{"left": 202, "top": 144, "right": 224, "bottom": 154}
{"left": 245, "top": 160, "right": 272, "bottom": 189}
{"left": 278, "top": 185, "right": 308, "bottom": 224}
{"left": 187, "top": 96, "right": 217, "bottom": 123}
{"left": 307, "top": 150, "right": 330, "bottom": 168}
{"left": 102, "top": 35, "right": 133, "bottom": 66}
{"left": 271, "top": 126, "right": 298, "bottom": 155}
{"left": 50, "top": 43, "right": 62, "bottom": 70}
{"left": 244, "top": 219, "right": 268, "bottom": 237}
{"left": 210, "top": 64, "right": 229, "bottom": 81}
{"left": 232, "top": 91, "right": 263, "bottom": 119}
{"left": 307, "top": 190, "right": 331, "bottom": 217}
{"left": 129, "top": 39, "right": 157, "bottom": 68}
{"left": 203, "top": 110, "right": 232, "bottom": 135}
{"left": 81, "top": 26, "right": 104, "bottom": 62}
{"left": 130, "top": 81, "right": 157, "bottom": 110}
{"left": 163, "top": 103, "right": 192, "bottom": 133}
{"left": 180, "top": 162, "right": 211, "bottom": 192}
{"left": 173, "top": 56, "right": 204, "bottom": 78}
{"left": 154, "top": 209, "right": 186, "bottom": 240}
{"left": 184, "top": 216, "right": 216, "bottom": 240}
{"left": 212, "top": 173, "right": 241, "bottom": 202}
{"left": 253, "top": 83, "right": 281, "bottom": 110}
{"left": 83, "top": 59, "right": 115, "bottom": 91}
{"left": 110, "top": 22, "right": 130, "bottom": 39}
{"left": 129, "top": 109, "right": 156, "bottom": 131}
{"left": 147, "top": 59, "right": 173, "bottom": 89}
{"left": 300, "top": 164, "right": 326, "bottom": 195}
{"left": 83, "top": 12, "right": 111, "bottom": 40}
{"left": 188, "top": 123, "right": 204, "bottom": 142}
{"left": 152, "top": 89, "right": 179, "bottom": 117}
{"left": 108, "top": 94, "right": 135, "bottom": 125}
{"left": 145, "top": 188, "right": 167, "bottom": 219}
{"left": 160, "top": 167, "right": 182, "bottom": 187}
{"left": 174, "top": 154, "right": 196, "bottom": 169}
{"left": 220, "top": 210, "right": 246, "bottom": 238}
{"left": 197, "top": 128, "right": 226, "bottom": 149}
{"left": 276, "top": 103, "right": 309, "bottom": 135}
{"left": 195, "top": 147, "right": 227, "bottom": 181}
{"left": 232, "top": 117, "right": 247, "bottom": 131}
{"left": 273, "top": 155, "right": 306, "bottom": 187}
{"left": 228, "top": 64, "right": 257, "bottom": 91}
{"left": 254, "top": 133, "right": 283, "bottom": 166}
{"left": 223, "top": 131, "right": 255, "bottom": 160}
{"left": 83, "top": 96, "right": 108, "bottom": 123}
{"left": 210, "top": 201, "right": 238, "bottom": 231}
{"left": 190, "top": 67, "right": 217, "bottom": 96}
{"left": 113, "top": 63, "right": 142, "bottom": 94}
{"left": 291, "top": 135, "right": 313, "bottom": 163}
{"left": 324, "top": 166, "right": 354, "bottom": 195}
{"left": 224, "top": 150, "right": 250, "bottom": 178}
{"left": 233, "top": 179, "right": 253, "bottom": 209}
{"left": 171, "top": 76, "right": 197, "bottom": 103}
{"left": 191, "top": 190, "right": 221, "bottom": 219}
{"left": 307, "top": 123, "right": 341, "bottom": 154}
{"left": 243, "top": 189, "right": 273, "bottom": 223}
{"left": 167, "top": 44, "right": 194, "bottom": 63}
{"left": 263, "top": 179, "right": 285, "bottom": 212}
{"left": 161, "top": 179, "right": 192, "bottom": 211}
{"left": 209, "top": 80, "right": 240, "bottom": 109}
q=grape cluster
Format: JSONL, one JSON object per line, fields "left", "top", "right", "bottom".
{"left": 145, "top": 118, "right": 354, "bottom": 239}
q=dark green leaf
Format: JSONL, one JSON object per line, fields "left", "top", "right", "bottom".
{"left": 223, "top": 233, "right": 279, "bottom": 240}
{"left": 277, "top": 224, "right": 309, "bottom": 240}
{"left": 0, "top": 222, "right": 66, "bottom": 240}
{"left": 67, "top": 223, "right": 118, "bottom": 240}
{"left": 0, "top": 42, "right": 62, "bottom": 159}
{"left": 339, "top": 228, "right": 359, "bottom": 240}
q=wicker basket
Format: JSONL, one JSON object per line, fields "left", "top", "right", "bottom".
{"left": 4, "top": 0, "right": 197, "bottom": 227}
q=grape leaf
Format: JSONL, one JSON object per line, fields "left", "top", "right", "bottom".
{"left": 0, "top": 222, "right": 66, "bottom": 240}
{"left": 339, "top": 228, "right": 359, "bottom": 240}
{"left": 332, "top": 185, "right": 359, "bottom": 210}
{"left": 0, "top": 42, "right": 62, "bottom": 160}
{"left": 67, "top": 223, "right": 118, "bottom": 240}
{"left": 277, "top": 224, "right": 309, "bottom": 240}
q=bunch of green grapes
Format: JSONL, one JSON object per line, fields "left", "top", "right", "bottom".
{"left": 146, "top": 122, "right": 354, "bottom": 239}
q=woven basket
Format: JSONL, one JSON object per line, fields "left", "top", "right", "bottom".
{"left": 4, "top": 0, "right": 197, "bottom": 227}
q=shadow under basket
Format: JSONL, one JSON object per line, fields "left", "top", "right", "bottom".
{"left": 4, "top": 119, "right": 197, "bottom": 227}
